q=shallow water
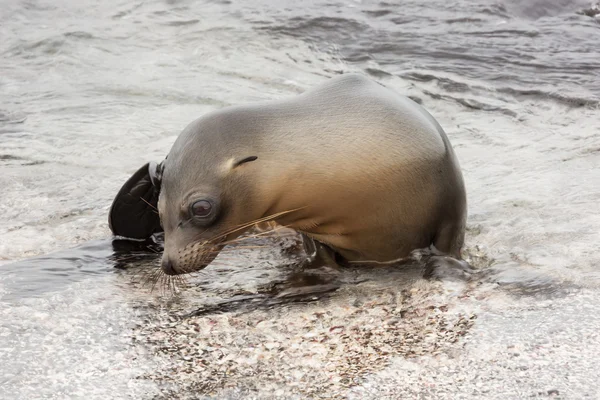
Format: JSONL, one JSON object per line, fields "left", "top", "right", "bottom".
{"left": 1, "top": 0, "right": 599, "bottom": 397}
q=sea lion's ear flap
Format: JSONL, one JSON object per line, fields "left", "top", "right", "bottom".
{"left": 108, "top": 161, "right": 164, "bottom": 239}
{"left": 232, "top": 156, "right": 258, "bottom": 168}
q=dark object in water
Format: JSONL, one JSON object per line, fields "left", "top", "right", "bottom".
{"left": 108, "top": 161, "right": 164, "bottom": 239}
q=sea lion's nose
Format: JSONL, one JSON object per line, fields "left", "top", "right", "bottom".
{"left": 161, "top": 257, "right": 177, "bottom": 275}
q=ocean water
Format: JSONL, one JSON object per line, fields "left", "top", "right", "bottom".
{"left": 1, "top": 0, "right": 599, "bottom": 397}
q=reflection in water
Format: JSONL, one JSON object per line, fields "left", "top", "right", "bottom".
{"left": 0, "top": 237, "right": 161, "bottom": 302}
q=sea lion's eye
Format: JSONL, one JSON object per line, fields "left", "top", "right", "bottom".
{"left": 190, "top": 200, "right": 213, "bottom": 218}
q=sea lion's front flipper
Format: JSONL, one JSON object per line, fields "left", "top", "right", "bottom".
{"left": 108, "top": 161, "right": 164, "bottom": 239}
{"left": 300, "top": 234, "right": 343, "bottom": 270}
{"left": 420, "top": 245, "right": 475, "bottom": 281}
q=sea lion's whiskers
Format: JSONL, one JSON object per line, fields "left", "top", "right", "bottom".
{"left": 210, "top": 209, "right": 303, "bottom": 242}
{"left": 146, "top": 269, "right": 163, "bottom": 289}
{"left": 168, "top": 277, "right": 177, "bottom": 294}
{"left": 174, "top": 275, "right": 185, "bottom": 292}
{"left": 136, "top": 268, "right": 154, "bottom": 288}
{"left": 115, "top": 254, "right": 161, "bottom": 268}
{"left": 218, "top": 224, "right": 296, "bottom": 246}
{"left": 173, "top": 275, "right": 186, "bottom": 290}
{"left": 144, "top": 268, "right": 164, "bottom": 293}
{"left": 137, "top": 272, "right": 156, "bottom": 288}
{"left": 113, "top": 254, "right": 138, "bottom": 261}
{"left": 158, "top": 274, "right": 167, "bottom": 296}
{"left": 150, "top": 270, "right": 166, "bottom": 294}
{"left": 165, "top": 275, "right": 174, "bottom": 296}
{"left": 139, "top": 197, "right": 157, "bottom": 211}
{"left": 164, "top": 275, "right": 174, "bottom": 297}
{"left": 157, "top": 274, "right": 166, "bottom": 296}
{"left": 139, "top": 268, "right": 160, "bottom": 287}
{"left": 178, "top": 249, "right": 259, "bottom": 263}
{"left": 178, "top": 264, "right": 199, "bottom": 275}
{"left": 219, "top": 245, "right": 270, "bottom": 250}
{"left": 126, "top": 266, "right": 152, "bottom": 282}
{"left": 226, "top": 230, "right": 295, "bottom": 243}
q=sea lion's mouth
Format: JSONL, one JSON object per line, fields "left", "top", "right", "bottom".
{"left": 162, "top": 260, "right": 213, "bottom": 276}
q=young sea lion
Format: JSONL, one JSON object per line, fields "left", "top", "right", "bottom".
{"left": 109, "top": 74, "right": 468, "bottom": 276}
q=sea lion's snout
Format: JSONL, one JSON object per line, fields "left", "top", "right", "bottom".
{"left": 161, "top": 257, "right": 177, "bottom": 275}
{"left": 160, "top": 239, "right": 223, "bottom": 275}
{"left": 160, "top": 250, "right": 207, "bottom": 275}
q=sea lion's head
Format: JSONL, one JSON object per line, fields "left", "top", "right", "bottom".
{"left": 157, "top": 114, "right": 262, "bottom": 275}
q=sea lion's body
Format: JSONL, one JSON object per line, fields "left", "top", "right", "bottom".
{"left": 114, "top": 74, "right": 467, "bottom": 274}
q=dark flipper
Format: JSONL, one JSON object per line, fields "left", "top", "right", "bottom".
{"left": 300, "top": 234, "right": 343, "bottom": 269}
{"left": 108, "top": 161, "right": 164, "bottom": 239}
{"left": 420, "top": 245, "right": 475, "bottom": 281}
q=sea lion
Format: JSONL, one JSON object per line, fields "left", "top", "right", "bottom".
{"left": 109, "top": 74, "right": 468, "bottom": 276}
